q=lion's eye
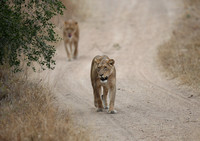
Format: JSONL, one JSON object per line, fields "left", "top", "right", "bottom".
{"left": 104, "top": 67, "right": 107, "bottom": 70}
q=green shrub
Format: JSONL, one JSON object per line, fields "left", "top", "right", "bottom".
{"left": 0, "top": 0, "right": 65, "bottom": 72}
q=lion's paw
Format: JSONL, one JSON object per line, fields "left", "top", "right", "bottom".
{"left": 108, "top": 110, "right": 117, "bottom": 114}
{"left": 96, "top": 108, "right": 103, "bottom": 112}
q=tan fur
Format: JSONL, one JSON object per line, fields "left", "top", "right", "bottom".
{"left": 63, "top": 19, "right": 79, "bottom": 61}
{"left": 90, "top": 55, "right": 117, "bottom": 114}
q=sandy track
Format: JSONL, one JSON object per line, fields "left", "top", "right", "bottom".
{"left": 41, "top": 0, "right": 200, "bottom": 140}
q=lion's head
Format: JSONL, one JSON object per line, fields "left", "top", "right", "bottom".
{"left": 95, "top": 56, "right": 115, "bottom": 83}
{"left": 64, "top": 20, "right": 78, "bottom": 39}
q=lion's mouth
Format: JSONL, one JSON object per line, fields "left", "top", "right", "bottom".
{"left": 68, "top": 33, "right": 72, "bottom": 38}
{"left": 100, "top": 76, "right": 108, "bottom": 83}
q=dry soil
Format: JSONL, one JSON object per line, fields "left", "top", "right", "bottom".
{"left": 36, "top": 0, "right": 200, "bottom": 140}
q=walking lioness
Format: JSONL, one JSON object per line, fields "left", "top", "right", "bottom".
{"left": 63, "top": 19, "right": 79, "bottom": 61}
{"left": 90, "top": 55, "right": 117, "bottom": 114}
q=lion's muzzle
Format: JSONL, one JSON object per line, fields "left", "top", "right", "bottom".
{"left": 100, "top": 76, "right": 108, "bottom": 83}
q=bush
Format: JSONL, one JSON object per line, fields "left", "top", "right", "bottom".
{"left": 0, "top": 0, "right": 65, "bottom": 72}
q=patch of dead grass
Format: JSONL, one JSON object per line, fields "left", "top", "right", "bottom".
{"left": 0, "top": 66, "right": 91, "bottom": 141}
{"left": 158, "top": 0, "right": 200, "bottom": 90}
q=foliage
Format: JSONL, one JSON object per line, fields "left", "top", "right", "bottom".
{"left": 0, "top": 0, "right": 65, "bottom": 72}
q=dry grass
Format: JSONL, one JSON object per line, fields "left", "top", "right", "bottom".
{"left": 158, "top": 0, "right": 200, "bottom": 90}
{"left": 0, "top": 66, "right": 91, "bottom": 141}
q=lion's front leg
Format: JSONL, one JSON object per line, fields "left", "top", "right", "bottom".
{"left": 96, "top": 86, "right": 103, "bottom": 112}
{"left": 93, "top": 89, "right": 98, "bottom": 108}
{"left": 102, "top": 86, "right": 108, "bottom": 109}
{"left": 108, "top": 86, "right": 117, "bottom": 114}
{"left": 69, "top": 42, "right": 73, "bottom": 59}
{"left": 64, "top": 41, "right": 71, "bottom": 61}
{"left": 73, "top": 41, "right": 78, "bottom": 59}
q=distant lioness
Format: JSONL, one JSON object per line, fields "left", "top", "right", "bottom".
{"left": 63, "top": 19, "right": 79, "bottom": 61}
{"left": 90, "top": 55, "right": 117, "bottom": 114}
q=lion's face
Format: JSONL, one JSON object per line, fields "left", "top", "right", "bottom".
{"left": 96, "top": 58, "right": 115, "bottom": 83}
{"left": 64, "top": 20, "right": 78, "bottom": 39}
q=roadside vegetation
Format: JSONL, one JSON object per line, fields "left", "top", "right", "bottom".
{"left": 0, "top": 67, "right": 90, "bottom": 141}
{"left": 0, "top": 1, "right": 91, "bottom": 140}
{"left": 158, "top": 0, "right": 200, "bottom": 91}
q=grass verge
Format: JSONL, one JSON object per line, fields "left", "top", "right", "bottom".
{"left": 0, "top": 67, "right": 91, "bottom": 141}
{"left": 158, "top": 0, "right": 200, "bottom": 90}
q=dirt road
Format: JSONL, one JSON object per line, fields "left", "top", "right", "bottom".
{"left": 41, "top": 0, "right": 200, "bottom": 140}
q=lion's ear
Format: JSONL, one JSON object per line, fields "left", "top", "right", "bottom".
{"left": 108, "top": 59, "right": 115, "bottom": 66}
{"left": 94, "top": 56, "right": 101, "bottom": 64}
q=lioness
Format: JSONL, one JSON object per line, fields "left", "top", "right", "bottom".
{"left": 63, "top": 19, "right": 79, "bottom": 61}
{"left": 90, "top": 55, "right": 117, "bottom": 114}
